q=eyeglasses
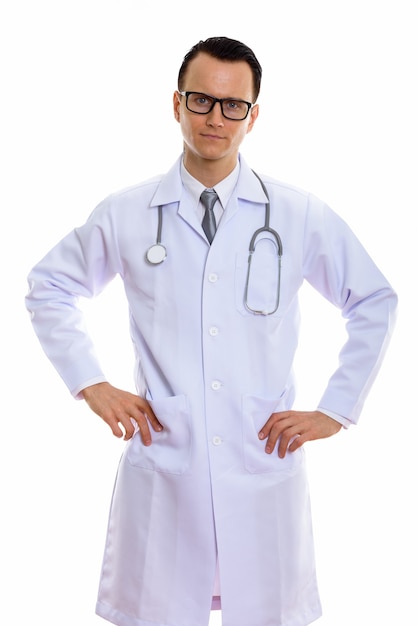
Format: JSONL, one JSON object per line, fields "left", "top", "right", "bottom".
{"left": 179, "top": 91, "right": 253, "bottom": 121}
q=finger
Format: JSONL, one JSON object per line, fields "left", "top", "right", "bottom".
{"left": 136, "top": 399, "right": 163, "bottom": 432}
{"left": 103, "top": 413, "right": 128, "bottom": 439}
{"left": 279, "top": 432, "right": 304, "bottom": 457}
{"left": 258, "top": 411, "right": 289, "bottom": 440}
{"left": 288, "top": 434, "right": 306, "bottom": 453}
{"left": 278, "top": 432, "right": 295, "bottom": 458}
{"left": 263, "top": 415, "right": 295, "bottom": 453}
{"left": 109, "top": 421, "right": 124, "bottom": 439}
{"left": 147, "top": 411, "right": 164, "bottom": 432}
{"left": 264, "top": 423, "right": 285, "bottom": 454}
{"left": 278, "top": 425, "right": 307, "bottom": 457}
{"left": 130, "top": 411, "right": 155, "bottom": 445}
{"left": 120, "top": 416, "right": 136, "bottom": 441}
{"left": 277, "top": 435, "right": 288, "bottom": 458}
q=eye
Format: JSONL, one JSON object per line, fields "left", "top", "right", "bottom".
{"left": 190, "top": 93, "right": 213, "bottom": 106}
{"left": 225, "top": 100, "right": 244, "bottom": 111}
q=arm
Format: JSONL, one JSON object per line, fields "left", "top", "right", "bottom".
{"left": 302, "top": 197, "right": 397, "bottom": 423}
{"left": 26, "top": 200, "right": 164, "bottom": 443}
{"left": 259, "top": 196, "right": 397, "bottom": 457}
{"left": 26, "top": 215, "right": 162, "bottom": 443}
{"left": 25, "top": 201, "right": 117, "bottom": 396}
{"left": 26, "top": 199, "right": 139, "bottom": 404}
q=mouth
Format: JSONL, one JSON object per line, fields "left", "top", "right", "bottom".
{"left": 201, "top": 133, "right": 224, "bottom": 141}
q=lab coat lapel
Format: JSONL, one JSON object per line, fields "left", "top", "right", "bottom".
{"left": 221, "top": 156, "right": 268, "bottom": 227}
{"left": 150, "top": 156, "right": 206, "bottom": 239}
{"left": 149, "top": 154, "right": 269, "bottom": 238}
{"left": 177, "top": 190, "right": 203, "bottom": 235}
{"left": 150, "top": 156, "right": 183, "bottom": 208}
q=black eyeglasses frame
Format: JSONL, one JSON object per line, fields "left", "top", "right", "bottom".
{"left": 178, "top": 91, "right": 253, "bottom": 121}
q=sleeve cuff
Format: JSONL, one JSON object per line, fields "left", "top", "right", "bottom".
{"left": 72, "top": 376, "right": 108, "bottom": 400}
{"left": 317, "top": 406, "right": 353, "bottom": 429}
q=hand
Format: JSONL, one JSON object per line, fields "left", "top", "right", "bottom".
{"left": 258, "top": 410, "right": 342, "bottom": 458}
{"left": 81, "top": 382, "right": 163, "bottom": 445}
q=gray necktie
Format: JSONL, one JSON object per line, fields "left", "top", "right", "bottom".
{"left": 201, "top": 188, "right": 218, "bottom": 244}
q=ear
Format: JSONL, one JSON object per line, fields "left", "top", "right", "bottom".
{"left": 246, "top": 103, "right": 259, "bottom": 134}
{"left": 173, "top": 91, "right": 181, "bottom": 122}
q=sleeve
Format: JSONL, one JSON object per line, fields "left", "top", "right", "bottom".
{"left": 302, "top": 194, "right": 398, "bottom": 425}
{"left": 25, "top": 196, "right": 122, "bottom": 397}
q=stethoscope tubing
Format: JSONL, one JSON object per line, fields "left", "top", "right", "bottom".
{"left": 146, "top": 172, "right": 283, "bottom": 315}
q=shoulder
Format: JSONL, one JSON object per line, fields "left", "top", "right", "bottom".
{"left": 256, "top": 172, "right": 337, "bottom": 219}
{"left": 262, "top": 175, "right": 310, "bottom": 201}
{"left": 107, "top": 174, "right": 165, "bottom": 206}
{"left": 100, "top": 156, "right": 183, "bottom": 211}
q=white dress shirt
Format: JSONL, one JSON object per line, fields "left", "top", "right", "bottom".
{"left": 180, "top": 159, "right": 240, "bottom": 227}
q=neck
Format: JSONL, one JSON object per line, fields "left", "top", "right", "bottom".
{"left": 183, "top": 150, "right": 238, "bottom": 188}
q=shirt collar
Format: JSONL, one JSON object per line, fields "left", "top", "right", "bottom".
{"left": 180, "top": 159, "right": 240, "bottom": 210}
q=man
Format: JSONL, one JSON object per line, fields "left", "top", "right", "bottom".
{"left": 26, "top": 37, "right": 397, "bottom": 626}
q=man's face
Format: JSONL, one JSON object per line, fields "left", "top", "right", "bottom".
{"left": 173, "top": 52, "right": 259, "bottom": 170}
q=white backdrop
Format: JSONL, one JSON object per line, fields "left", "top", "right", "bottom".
{"left": 1, "top": 1, "right": 416, "bottom": 625}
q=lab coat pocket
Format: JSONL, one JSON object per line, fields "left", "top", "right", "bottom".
{"left": 127, "top": 394, "right": 191, "bottom": 475}
{"left": 242, "top": 395, "right": 304, "bottom": 475}
{"left": 235, "top": 244, "right": 282, "bottom": 317}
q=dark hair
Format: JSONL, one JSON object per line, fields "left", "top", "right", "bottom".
{"left": 178, "top": 36, "right": 262, "bottom": 102}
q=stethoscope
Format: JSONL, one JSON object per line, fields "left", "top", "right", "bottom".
{"left": 146, "top": 171, "right": 283, "bottom": 315}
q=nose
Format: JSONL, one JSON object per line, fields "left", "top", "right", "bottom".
{"left": 206, "top": 101, "right": 224, "bottom": 126}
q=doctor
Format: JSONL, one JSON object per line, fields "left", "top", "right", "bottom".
{"left": 26, "top": 37, "right": 397, "bottom": 626}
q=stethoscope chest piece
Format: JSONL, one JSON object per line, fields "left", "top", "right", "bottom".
{"left": 146, "top": 205, "right": 167, "bottom": 264}
{"left": 145, "top": 173, "right": 283, "bottom": 313}
{"left": 146, "top": 243, "right": 167, "bottom": 265}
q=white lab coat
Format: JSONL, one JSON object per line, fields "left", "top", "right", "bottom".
{"left": 26, "top": 155, "right": 397, "bottom": 626}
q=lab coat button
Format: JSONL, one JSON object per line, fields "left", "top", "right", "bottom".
{"left": 209, "top": 326, "right": 219, "bottom": 336}
{"left": 212, "top": 436, "right": 223, "bottom": 446}
{"left": 211, "top": 380, "right": 221, "bottom": 390}
{"left": 208, "top": 273, "right": 218, "bottom": 283}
